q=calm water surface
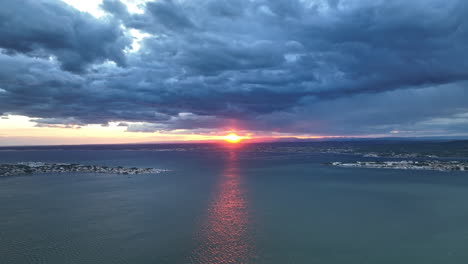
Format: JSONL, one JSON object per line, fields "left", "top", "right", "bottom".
{"left": 1, "top": 144, "right": 468, "bottom": 263}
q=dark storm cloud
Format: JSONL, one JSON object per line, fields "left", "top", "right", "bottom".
{"left": 0, "top": 0, "right": 130, "bottom": 72}
{"left": 120, "top": 0, "right": 468, "bottom": 99}
{"left": 1, "top": 0, "right": 468, "bottom": 136}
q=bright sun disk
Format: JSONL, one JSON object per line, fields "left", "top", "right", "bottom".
{"left": 224, "top": 133, "right": 242, "bottom": 143}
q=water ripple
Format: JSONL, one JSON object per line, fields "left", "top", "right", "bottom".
{"left": 190, "top": 152, "right": 255, "bottom": 264}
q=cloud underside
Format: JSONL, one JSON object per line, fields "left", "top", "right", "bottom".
{"left": 1, "top": 0, "right": 468, "bottom": 136}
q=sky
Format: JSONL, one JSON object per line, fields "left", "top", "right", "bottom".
{"left": 0, "top": 0, "right": 467, "bottom": 146}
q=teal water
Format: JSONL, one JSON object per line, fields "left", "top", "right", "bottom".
{"left": 1, "top": 144, "right": 468, "bottom": 263}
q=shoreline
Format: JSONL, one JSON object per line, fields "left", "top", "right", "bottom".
{"left": 0, "top": 162, "right": 169, "bottom": 177}
{"left": 328, "top": 160, "right": 468, "bottom": 172}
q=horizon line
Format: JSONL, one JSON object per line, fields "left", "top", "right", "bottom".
{"left": 1, "top": 136, "right": 468, "bottom": 148}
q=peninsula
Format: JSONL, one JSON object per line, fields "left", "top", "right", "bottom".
{"left": 329, "top": 160, "right": 468, "bottom": 172}
{"left": 0, "top": 162, "right": 169, "bottom": 177}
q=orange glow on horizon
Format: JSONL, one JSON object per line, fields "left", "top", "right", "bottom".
{"left": 0, "top": 115, "right": 387, "bottom": 146}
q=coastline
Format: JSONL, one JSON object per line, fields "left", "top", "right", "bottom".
{"left": 0, "top": 162, "right": 169, "bottom": 177}
{"left": 328, "top": 160, "right": 468, "bottom": 172}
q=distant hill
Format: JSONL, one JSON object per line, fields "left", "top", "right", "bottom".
{"left": 1, "top": 139, "right": 468, "bottom": 158}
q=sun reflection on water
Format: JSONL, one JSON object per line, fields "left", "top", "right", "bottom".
{"left": 190, "top": 151, "right": 254, "bottom": 264}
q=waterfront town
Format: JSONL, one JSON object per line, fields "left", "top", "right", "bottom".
{"left": 329, "top": 160, "right": 468, "bottom": 172}
{"left": 0, "top": 162, "right": 169, "bottom": 177}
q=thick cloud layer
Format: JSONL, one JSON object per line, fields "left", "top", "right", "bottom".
{"left": 0, "top": 0, "right": 130, "bottom": 72}
{"left": 0, "top": 0, "right": 467, "bottom": 137}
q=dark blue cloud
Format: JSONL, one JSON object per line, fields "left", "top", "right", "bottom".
{"left": 0, "top": 0, "right": 130, "bottom": 72}
{"left": 0, "top": 0, "right": 467, "bottom": 136}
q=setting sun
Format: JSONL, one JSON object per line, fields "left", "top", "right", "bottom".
{"left": 224, "top": 133, "right": 242, "bottom": 143}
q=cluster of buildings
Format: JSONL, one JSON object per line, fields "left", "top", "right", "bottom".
{"left": 0, "top": 162, "right": 168, "bottom": 177}
{"left": 362, "top": 152, "right": 439, "bottom": 158}
{"left": 330, "top": 160, "right": 468, "bottom": 172}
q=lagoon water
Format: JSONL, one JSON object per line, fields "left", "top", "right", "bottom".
{"left": 1, "top": 143, "right": 468, "bottom": 263}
